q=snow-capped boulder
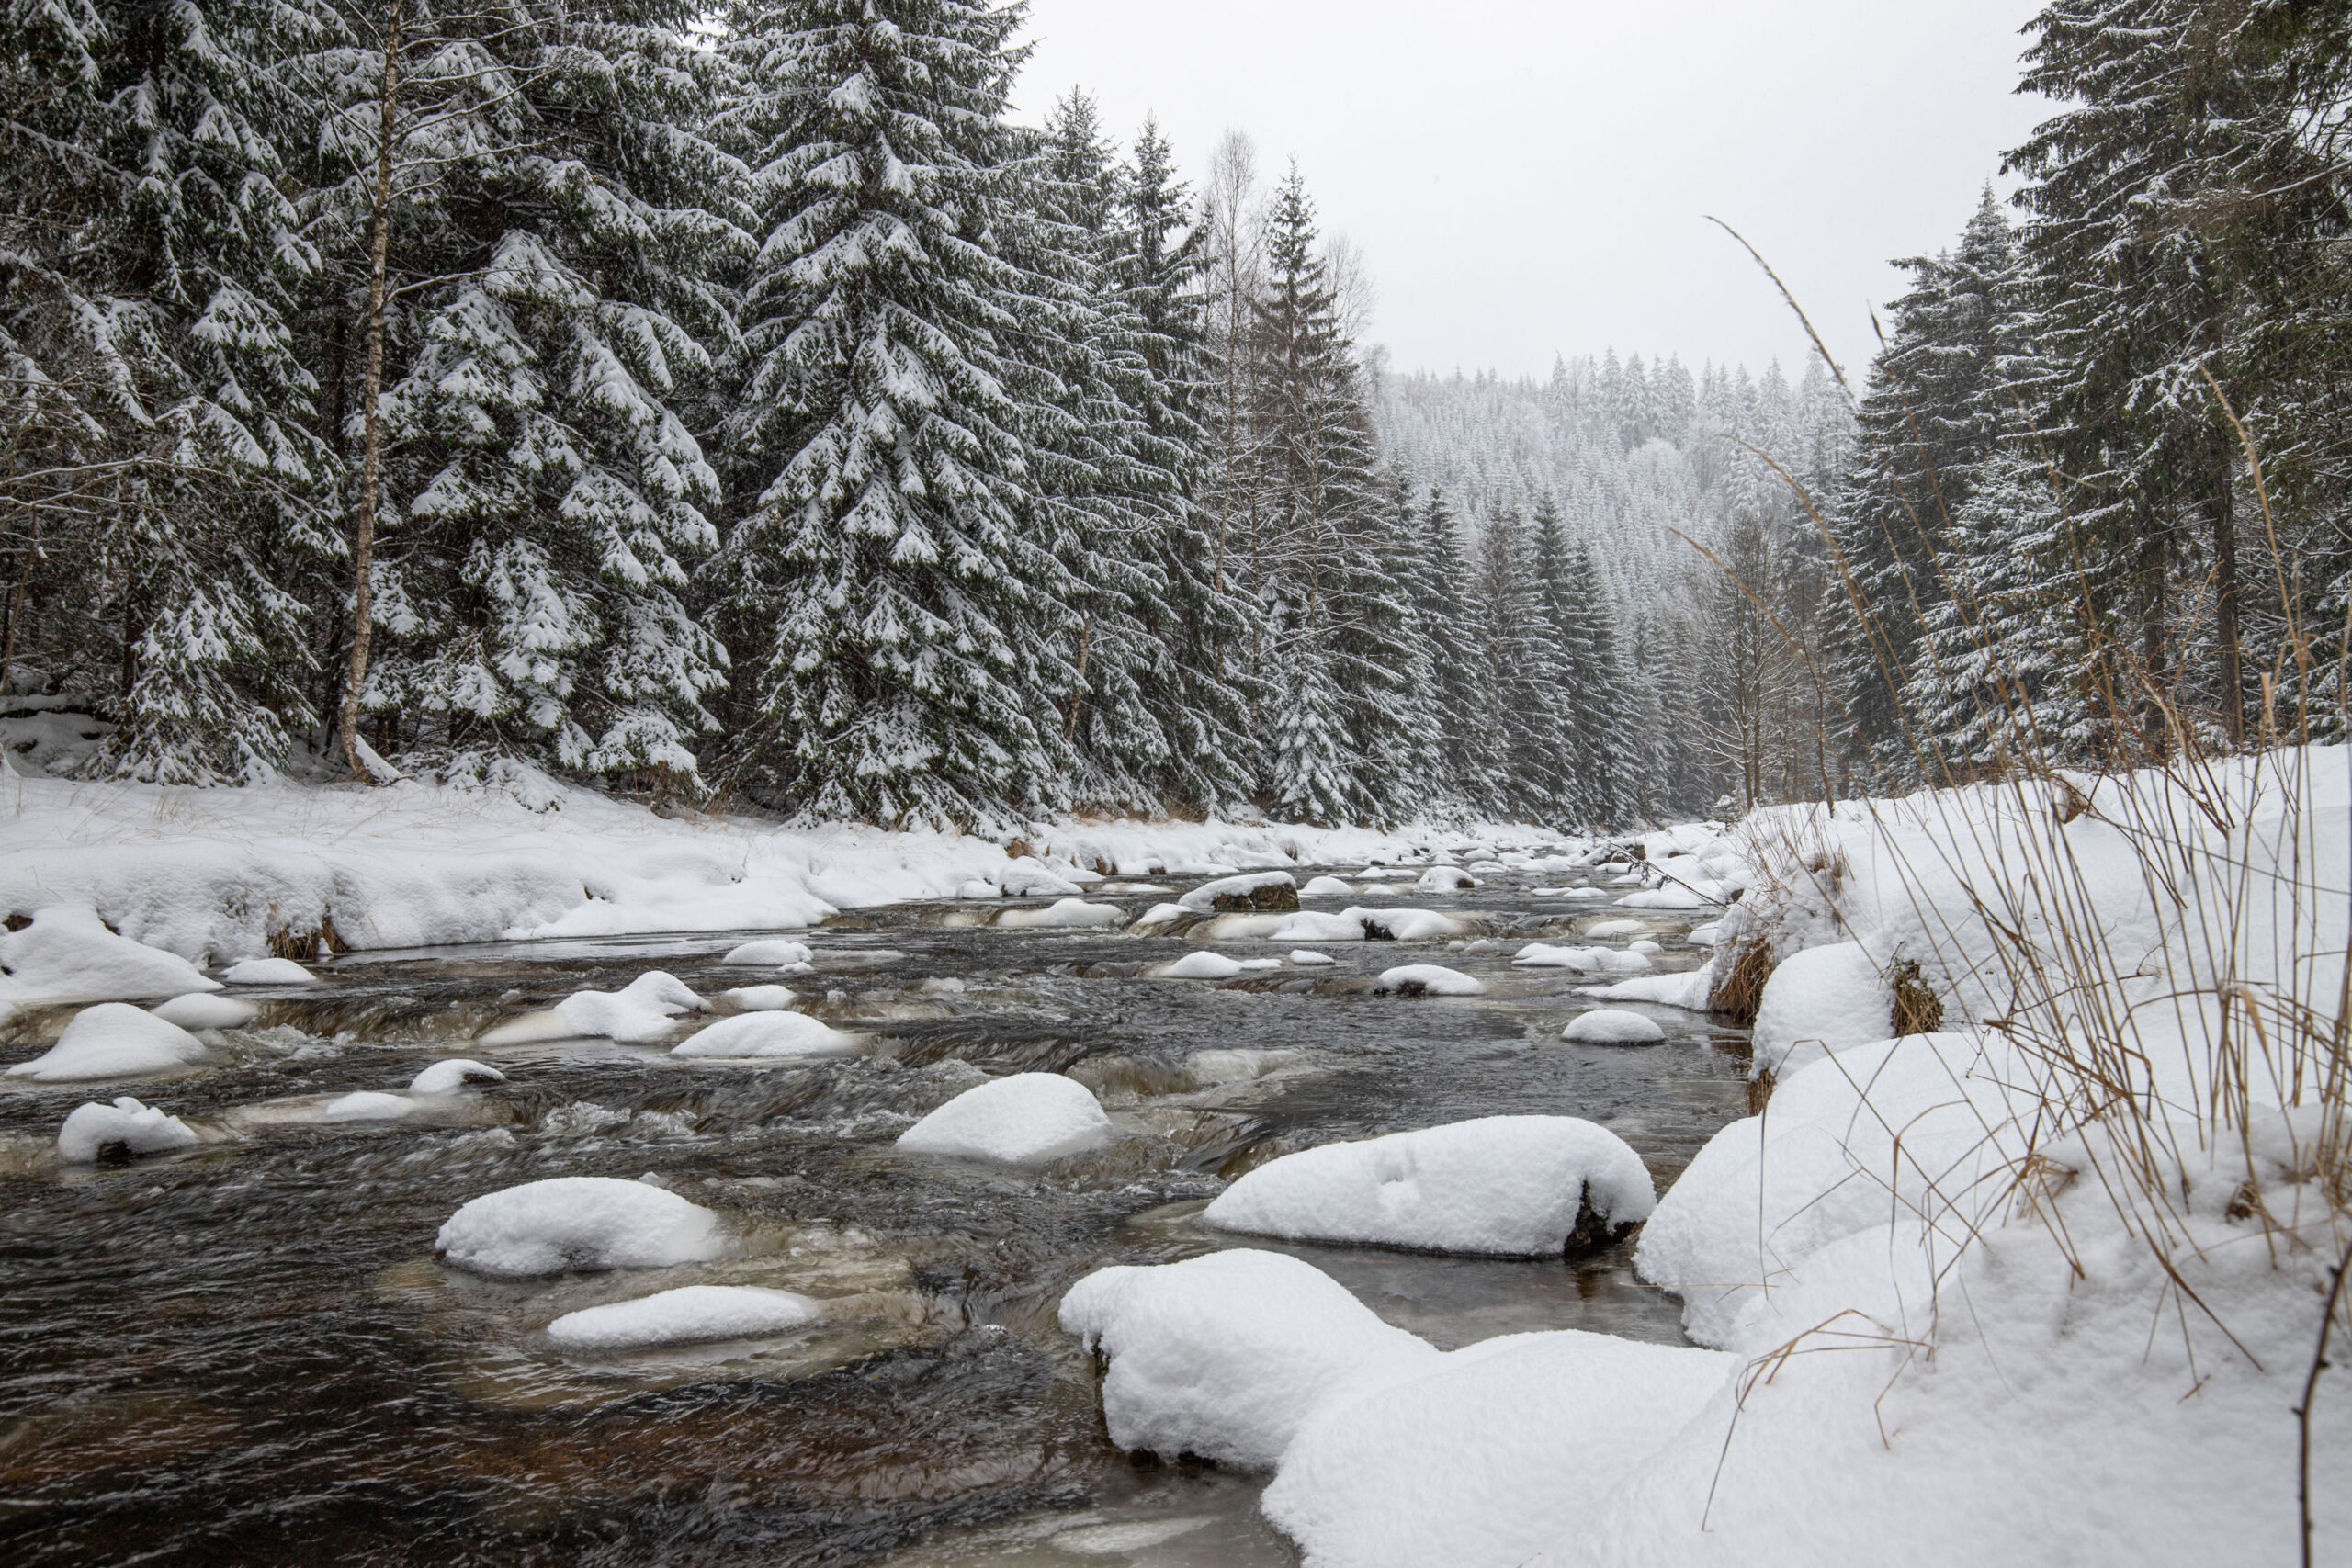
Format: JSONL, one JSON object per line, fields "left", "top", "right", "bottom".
{"left": 1289, "top": 950, "right": 1337, "bottom": 966}
{"left": 1204, "top": 1115, "right": 1655, "bottom": 1256}
{"left": 322, "top": 1090, "right": 416, "bottom": 1122}
{"left": 1375, "top": 964, "right": 1486, "bottom": 997}
{"left": 435, "top": 1176, "right": 727, "bottom": 1277}
{"left": 1584, "top": 919, "right": 1642, "bottom": 938}
{"left": 719, "top": 938, "right": 813, "bottom": 968}
{"left": 719, "top": 985, "right": 797, "bottom": 1010}
{"left": 221, "top": 956, "right": 320, "bottom": 986}
{"left": 0, "top": 907, "right": 220, "bottom": 1006}
{"left": 1562, "top": 1009, "right": 1667, "bottom": 1044}
{"left": 7, "top": 1003, "right": 208, "bottom": 1081}
{"left": 1512, "top": 942, "right": 1652, "bottom": 974}
{"left": 1299, "top": 875, "right": 1357, "bottom": 898}
{"left": 997, "top": 857, "right": 1085, "bottom": 897}
{"left": 546, "top": 1284, "right": 824, "bottom": 1351}
{"left": 151, "top": 993, "right": 258, "bottom": 1030}
{"left": 1751, "top": 941, "right": 1895, "bottom": 1078}
{"left": 671, "top": 1011, "right": 858, "bottom": 1059}
{"left": 896, "top": 1072, "right": 1114, "bottom": 1166}
{"left": 57, "top": 1096, "right": 201, "bottom": 1163}
{"left": 996, "top": 897, "right": 1126, "bottom": 930}
{"left": 1129, "top": 902, "right": 1190, "bottom": 932}
{"left": 1269, "top": 910, "right": 1373, "bottom": 942}
{"left": 1348, "top": 907, "right": 1469, "bottom": 942}
{"left": 1057, "top": 1248, "right": 1439, "bottom": 1468}
{"left": 1157, "top": 951, "right": 1244, "bottom": 980}
{"left": 1179, "top": 872, "right": 1300, "bottom": 913}
{"left": 481, "top": 971, "right": 707, "bottom": 1045}
{"left": 409, "top": 1058, "right": 505, "bottom": 1094}
{"left": 1417, "top": 866, "right": 1478, "bottom": 892}
{"left": 1589, "top": 960, "right": 1717, "bottom": 1010}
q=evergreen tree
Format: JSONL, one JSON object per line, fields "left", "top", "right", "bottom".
{"left": 1531, "top": 493, "right": 1623, "bottom": 823}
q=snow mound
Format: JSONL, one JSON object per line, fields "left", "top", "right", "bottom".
{"left": 1265, "top": 1329, "right": 1736, "bottom": 1568}
{"left": 1179, "top": 872, "right": 1297, "bottom": 911}
{"left": 0, "top": 907, "right": 220, "bottom": 1006}
{"left": 1514, "top": 942, "right": 1653, "bottom": 974}
{"left": 719, "top": 984, "right": 796, "bottom": 1010}
{"left": 1750, "top": 940, "right": 1894, "bottom": 1078}
{"left": 1563, "top": 1009, "right": 1667, "bottom": 1044}
{"left": 1057, "top": 1248, "right": 1438, "bottom": 1468}
{"left": 1269, "top": 910, "right": 1372, "bottom": 942}
{"left": 435, "top": 1176, "right": 727, "bottom": 1278}
{"left": 1584, "top": 919, "right": 1642, "bottom": 938}
{"left": 996, "top": 897, "right": 1126, "bottom": 929}
{"left": 221, "top": 956, "right": 319, "bottom": 986}
{"left": 1417, "top": 866, "right": 1478, "bottom": 891}
{"left": 322, "top": 1090, "right": 417, "bottom": 1122}
{"left": 1129, "top": 902, "right": 1190, "bottom": 931}
{"left": 1617, "top": 882, "right": 1721, "bottom": 910}
{"left": 57, "top": 1096, "right": 201, "bottom": 1163}
{"left": 718, "top": 938, "right": 813, "bottom": 968}
{"left": 481, "top": 970, "right": 707, "bottom": 1045}
{"left": 409, "top": 1058, "right": 504, "bottom": 1093}
{"left": 1588, "top": 957, "right": 1715, "bottom": 1010}
{"left": 151, "top": 993, "right": 258, "bottom": 1030}
{"left": 1299, "top": 875, "right": 1357, "bottom": 898}
{"left": 1376, "top": 964, "right": 1486, "bottom": 997}
{"left": 897, "top": 1073, "right": 1114, "bottom": 1165}
{"left": 1204, "top": 1115, "right": 1655, "bottom": 1256}
{"left": 998, "top": 858, "right": 1086, "bottom": 897}
{"left": 1347, "top": 906, "right": 1467, "bottom": 941}
{"left": 1289, "top": 950, "right": 1337, "bottom": 966}
{"left": 1158, "top": 951, "right": 1243, "bottom": 980}
{"left": 546, "top": 1284, "right": 824, "bottom": 1350}
{"left": 7, "top": 1003, "right": 209, "bottom": 1081}
{"left": 671, "top": 1011, "right": 858, "bottom": 1059}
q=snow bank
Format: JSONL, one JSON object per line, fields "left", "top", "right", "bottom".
{"left": 0, "top": 907, "right": 219, "bottom": 1008}
{"left": 1374, "top": 964, "right": 1485, "bottom": 997}
{"left": 895, "top": 1073, "right": 1114, "bottom": 1165}
{"left": 7, "top": 1003, "right": 209, "bottom": 1081}
{"left": 220, "top": 956, "right": 318, "bottom": 986}
{"left": 546, "top": 1284, "right": 823, "bottom": 1350}
{"left": 1058, "top": 1249, "right": 1439, "bottom": 1468}
{"left": 1264, "top": 1330, "right": 1735, "bottom": 1568}
{"left": 435, "top": 1177, "right": 727, "bottom": 1277}
{"left": 670, "top": 1011, "right": 858, "bottom": 1059}
{"left": 995, "top": 897, "right": 1126, "bottom": 929}
{"left": 1748, "top": 941, "right": 1892, "bottom": 1078}
{"left": 1204, "top": 1116, "right": 1654, "bottom": 1256}
{"left": 1563, "top": 1009, "right": 1666, "bottom": 1044}
{"left": 151, "top": 993, "right": 258, "bottom": 1030}
{"left": 409, "top": 1058, "right": 504, "bottom": 1093}
{"left": 1158, "top": 951, "right": 1243, "bottom": 980}
{"left": 481, "top": 970, "right": 706, "bottom": 1045}
{"left": 57, "top": 1096, "right": 202, "bottom": 1163}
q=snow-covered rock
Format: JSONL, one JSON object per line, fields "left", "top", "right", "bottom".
{"left": 546, "top": 1284, "right": 823, "bottom": 1350}
{"left": 1058, "top": 1248, "right": 1439, "bottom": 1468}
{"left": 0, "top": 907, "right": 220, "bottom": 1006}
{"left": 435, "top": 1176, "right": 727, "bottom": 1277}
{"left": 1289, "top": 950, "right": 1337, "bottom": 966}
{"left": 997, "top": 858, "right": 1086, "bottom": 897}
{"left": 1204, "top": 1116, "right": 1655, "bottom": 1256}
{"left": 1588, "top": 958, "right": 1716, "bottom": 1010}
{"left": 1417, "top": 866, "right": 1478, "bottom": 892}
{"left": 718, "top": 938, "right": 813, "bottom": 968}
{"left": 481, "top": 970, "right": 707, "bottom": 1045}
{"left": 1563, "top": 1009, "right": 1667, "bottom": 1044}
{"left": 896, "top": 1072, "right": 1114, "bottom": 1165}
{"left": 1349, "top": 906, "right": 1468, "bottom": 941}
{"left": 1375, "top": 964, "right": 1486, "bottom": 997}
{"left": 7, "top": 1003, "right": 209, "bottom": 1081}
{"left": 719, "top": 984, "right": 797, "bottom": 1010}
{"left": 1178, "top": 872, "right": 1298, "bottom": 912}
{"left": 1264, "top": 1329, "right": 1736, "bottom": 1568}
{"left": 221, "top": 956, "right": 320, "bottom": 986}
{"left": 409, "top": 1058, "right": 504, "bottom": 1094}
{"left": 57, "top": 1096, "right": 201, "bottom": 1163}
{"left": 1158, "top": 951, "right": 1243, "bottom": 980}
{"left": 1513, "top": 942, "right": 1652, "bottom": 974}
{"left": 322, "top": 1090, "right": 417, "bottom": 1122}
{"left": 1617, "top": 882, "right": 1722, "bottom": 910}
{"left": 1584, "top": 919, "right": 1642, "bottom": 938}
{"left": 1269, "top": 910, "right": 1372, "bottom": 942}
{"left": 1750, "top": 940, "right": 1894, "bottom": 1078}
{"left": 1299, "top": 875, "right": 1357, "bottom": 898}
{"left": 670, "top": 1011, "right": 858, "bottom": 1059}
{"left": 150, "top": 992, "right": 259, "bottom": 1030}
{"left": 995, "top": 897, "right": 1126, "bottom": 929}
{"left": 1129, "top": 902, "right": 1190, "bottom": 932}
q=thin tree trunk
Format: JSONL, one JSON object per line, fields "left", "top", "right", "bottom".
{"left": 339, "top": 0, "right": 402, "bottom": 784}
{"left": 0, "top": 519, "right": 36, "bottom": 694}
{"left": 2211, "top": 471, "right": 2243, "bottom": 746}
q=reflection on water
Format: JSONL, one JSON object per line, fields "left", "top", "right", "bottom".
{"left": 0, "top": 871, "right": 1747, "bottom": 1566}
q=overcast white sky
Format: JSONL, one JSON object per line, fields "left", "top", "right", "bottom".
{"left": 1009, "top": 0, "right": 2053, "bottom": 383}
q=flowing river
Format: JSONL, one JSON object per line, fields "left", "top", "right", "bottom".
{"left": 0, "top": 863, "right": 1749, "bottom": 1566}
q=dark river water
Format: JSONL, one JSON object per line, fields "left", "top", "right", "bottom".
{"left": 0, "top": 865, "right": 1748, "bottom": 1567}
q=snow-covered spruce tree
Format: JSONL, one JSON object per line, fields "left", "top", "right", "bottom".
{"left": 1472, "top": 504, "right": 1568, "bottom": 818}
{"left": 312, "top": 0, "right": 741, "bottom": 790}
{"left": 1408, "top": 487, "right": 1487, "bottom": 810}
{"left": 1530, "top": 492, "right": 1623, "bottom": 824}
{"left": 0, "top": 0, "right": 344, "bottom": 780}
{"left": 718, "top": 0, "right": 1075, "bottom": 826}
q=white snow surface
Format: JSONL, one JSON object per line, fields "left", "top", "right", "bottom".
{"left": 221, "top": 956, "right": 318, "bottom": 986}
{"left": 0, "top": 907, "right": 220, "bottom": 1008}
{"left": 1747, "top": 940, "right": 1893, "bottom": 1078}
{"left": 671, "top": 1011, "right": 857, "bottom": 1059}
{"left": 546, "top": 1284, "right": 823, "bottom": 1350}
{"left": 150, "top": 992, "right": 258, "bottom": 1030}
{"left": 1513, "top": 942, "right": 1652, "bottom": 974}
{"left": 1415, "top": 866, "right": 1477, "bottom": 891}
{"left": 322, "top": 1090, "right": 417, "bottom": 1122}
{"left": 718, "top": 984, "right": 797, "bottom": 1010}
{"left": 1204, "top": 1116, "right": 1655, "bottom": 1256}
{"left": 995, "top": 897, "right": 1125, "bottom": 929}
{"left": 1586, "top": 959, "right": 1715, "bottom": 1010}
{"left": 719, "top": 938, "right": 812, "bottom": 967}
{"left": 408, "top": 1058, "right": 504, "bottom": 1093}
{"left": 1299, "top": 875, "right": 1356, "bottom": 898}
{"left": 435, "top": 1176, "right": 727, "bottom": 1277}
{"left": 7, "top": 1002, "right": 209, "bottom": 1081}
{"left": 895, "top": 1073, "right": 1114, "bottom": 1165}
{"left": 1289, "top": 950, "right": 1337, "bottom": 966}
{"left": 1158, "top": 951, "right": 1243, "bottom": 979}
{"left": 481, "top": 970, "right": 706, "bottom": 1045}
{"left": 1562, "top": 1009, "right": 1666, "bottom": 1044}
{"left": 57, "top": 1095, "right": 202, "bottom": 1163}
{"left": 1374, "top": 964, "right": 1485, "bottom": 997}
